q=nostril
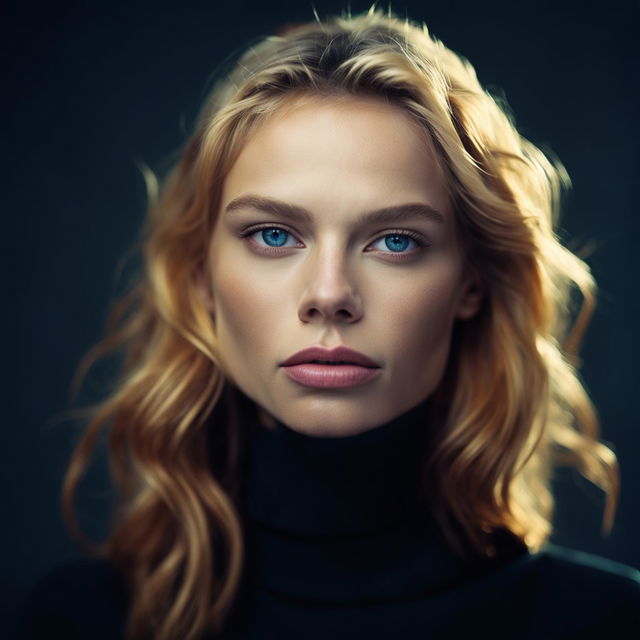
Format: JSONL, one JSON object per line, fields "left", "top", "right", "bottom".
{"left": 298, "top": 295, "right": 362, "bottom": 324}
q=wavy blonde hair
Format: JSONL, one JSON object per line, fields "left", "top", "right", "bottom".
{"left": 63, "top": 6, "right": 619, "bottom": 640}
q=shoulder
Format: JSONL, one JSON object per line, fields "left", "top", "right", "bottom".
{"left": 534, "top": 543, "right": 640, "bottom": 596}
{"left": 17, "top": 557, "right": 127, "bottom": 640}
{"left": 521, "top": 544, "right": 640, "bottom": 638}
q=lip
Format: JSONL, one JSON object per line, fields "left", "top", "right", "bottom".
{"left": 280, "top": 345, "right": 381, "bottom": 390}
{"left": 280, "top": 345, "right": 380, "bottom": 368}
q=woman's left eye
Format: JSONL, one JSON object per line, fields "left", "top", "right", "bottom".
{"left": 369, "top": 233, "right": 420, "bottom": 253}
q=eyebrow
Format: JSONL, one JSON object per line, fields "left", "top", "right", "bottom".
{"left": 224, "top": 194, "right": 445, "bottom": 226}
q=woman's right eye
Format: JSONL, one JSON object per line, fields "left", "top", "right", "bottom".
{"left": 242, "top": 226, "right": 302, "bottom": 251}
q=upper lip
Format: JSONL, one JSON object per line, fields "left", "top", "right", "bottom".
{"left": 280, "top": 345, "right": 380, "bottom": 368}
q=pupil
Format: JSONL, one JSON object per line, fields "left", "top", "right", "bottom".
{"left": 385, "top": 235, "right": 409, "bottom": 252}
{"left": 263, "top": 228, "right": 288, "bottom": 247}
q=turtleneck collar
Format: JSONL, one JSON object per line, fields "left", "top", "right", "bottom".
{"left": 242, "top": 398, "right": 434, "bottom": 537}
{"left": 219, "top": 393, "right": 530, "bottom": 611}
{"left": 235, "top": 397, "right": 478, "bottom": 605}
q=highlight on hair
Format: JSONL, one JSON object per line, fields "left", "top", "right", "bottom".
{"left": 62, "top": 6, "right": 619, "bottom": 639}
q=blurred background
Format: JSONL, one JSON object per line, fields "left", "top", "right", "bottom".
{"left": 4, "top": 0, "right": 639, "bottom": 631}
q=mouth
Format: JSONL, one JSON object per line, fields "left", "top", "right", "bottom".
{"left": 279, "top": 345, "right": 381, "bottom": 388}
{"left": 280, "top": 345, "right": 380, "bottom": 369}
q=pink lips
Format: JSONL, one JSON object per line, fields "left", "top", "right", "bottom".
{"left": 280, "top": 345, "right": 382, "bottom": 389}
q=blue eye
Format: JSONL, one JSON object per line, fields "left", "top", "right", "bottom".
{"left": 372, "top": 234, "right": 417, "bottom": 253}
{"left": 256, "top": 227, "right": 296, "bottom": 248}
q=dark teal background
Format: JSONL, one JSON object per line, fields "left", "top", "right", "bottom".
{"left": 4, "top": 0, "right": 639, "bottom": 630}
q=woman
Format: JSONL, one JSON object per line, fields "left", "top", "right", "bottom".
{"left": 21, "top": 7, "right": 640, "bottom": 640}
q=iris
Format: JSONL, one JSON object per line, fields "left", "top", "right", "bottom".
{"left": 262, "top": 228, "right": 288, "bottom": 247}
{"left": 385, "top": 235, "right": 410, "bottom": 252}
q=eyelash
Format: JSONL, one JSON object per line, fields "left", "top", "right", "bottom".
{"left": 239, "top": 224, "right": 430, "bottom": 260}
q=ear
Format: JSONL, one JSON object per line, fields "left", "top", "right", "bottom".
{"left": 194, "top": 263, "right": 216, "bottom": 315}
{"left": 455, "top": 271, "right": 485, "bottom": 320}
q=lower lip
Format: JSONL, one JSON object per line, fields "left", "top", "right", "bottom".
{"left": 281, "top": 364, "right": 382, "bottom": 389}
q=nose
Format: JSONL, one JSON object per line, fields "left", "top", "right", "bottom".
{"left": 297, "top": 245, "right": 363, "bottom": 324}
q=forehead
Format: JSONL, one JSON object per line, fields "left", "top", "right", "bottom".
{"left": 219, "top": 92, "right": 452, "bottom": 223}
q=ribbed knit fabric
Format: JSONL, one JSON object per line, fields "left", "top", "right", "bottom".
{"left": 216, "top": 400, "right": 640, "bottom": 639}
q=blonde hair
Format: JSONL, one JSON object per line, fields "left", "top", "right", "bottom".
{"left": 63, "top": 6, "right": 619, "bottom": 640}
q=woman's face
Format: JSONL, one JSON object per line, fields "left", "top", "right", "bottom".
{"left": 200, "top": 94, "right": 482, "bottom": 437}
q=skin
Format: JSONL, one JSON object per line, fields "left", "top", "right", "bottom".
{"left": 198, "top": 94, "right": 483, "bottom": 437}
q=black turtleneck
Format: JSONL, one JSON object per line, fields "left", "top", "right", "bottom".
{"left": 232, "top": 399, "right": 521, "bottom": 606}
{"left": 217, "top": 400, "right": 640, "bottom": 639}
{"left": 18, "top": 400, "right": 640, "bottom": 639}
{"left": 244, "top": 398, "right": 434, "bottom": 537}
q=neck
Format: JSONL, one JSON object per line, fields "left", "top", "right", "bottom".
{"left": 241, "top": 397, "right": 434, "bottom": 536}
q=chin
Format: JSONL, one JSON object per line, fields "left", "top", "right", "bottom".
{"left": 284, "top": 422, "right": 375, "bottom": 438}
{"left": 274, "top": 400, "right": 397, "bottom": 438}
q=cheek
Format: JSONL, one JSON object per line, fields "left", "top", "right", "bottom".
{"left": 380, "top": 267, "right": 462, "bottom": 379}
{"left": 211, "top": 265, "right": 273, "bottom": 351}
